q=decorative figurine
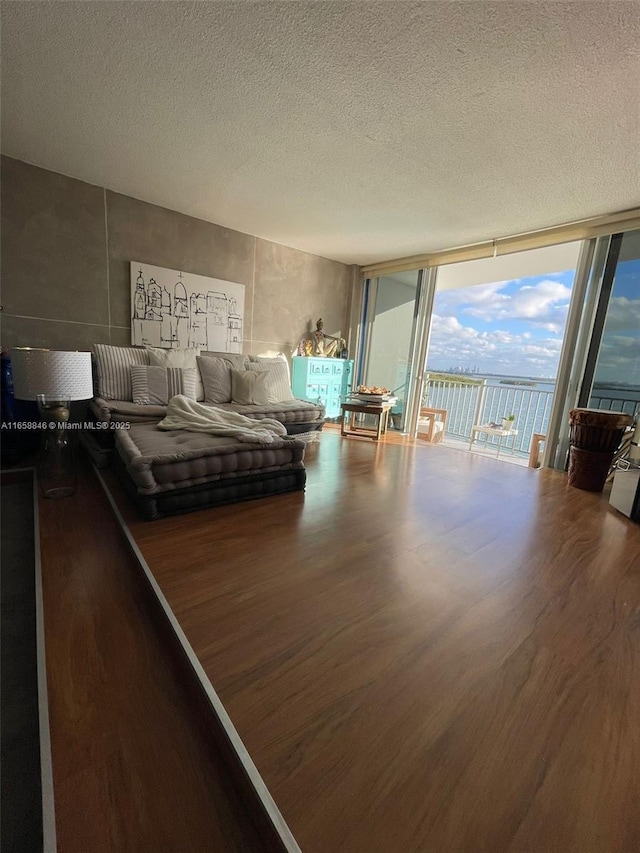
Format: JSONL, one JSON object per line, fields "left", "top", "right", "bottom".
{"left": 311, "top": 318, "right": 346, "bottom": 358}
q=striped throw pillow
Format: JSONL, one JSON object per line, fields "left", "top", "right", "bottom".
{"left": 94, "top": 344, "right": 150, "bottom": 401}
{"left": 130, "top": 366, "right": 197, "bottom": 405}
{"left": 145, "top": 346, "right": 203, "bottom": 401}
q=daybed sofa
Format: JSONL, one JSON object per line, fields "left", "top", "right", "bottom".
{"left": 82, "top": 345, "right": 323, "bottom": 517}
{"left": 88, "top": 344, "right": 325, "bottom": 435}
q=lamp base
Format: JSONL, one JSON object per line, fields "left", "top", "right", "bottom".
{"left": 37, "top": 434, "right": 77, "bottom": 499}
{"left": 40, "top": 483, "right": 77, "bottom": 500}
{"left": 37, "top": 396, "right": 77, "bottom": 499}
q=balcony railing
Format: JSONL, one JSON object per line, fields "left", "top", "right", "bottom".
{"left": 422, "top": 378, "right": 554, "bottom": 458}
{"left": 589, "top": 393, "right": 640, "bottom": 419}
{"left": 421, "top": 377, "right": 640, "bottom": 459}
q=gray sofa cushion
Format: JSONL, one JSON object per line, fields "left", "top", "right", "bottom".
{"left": 116, "top": 424, "right": 306, "bottom": 495}
{"left": 197, "top": 356, "right": 232, "bottom": 404}
{"left": 90, "top": 396, "right": 168, "bottom": 424}
{"left": 200, "top": 350, "right": 248, "bottom": 370}
{"left": 231, "top": 368, "right": 270, "bottom": 405}
{"left": 212, "top": 400, "right": 325, "bottom": 426}
{"left": 90, "top": 396, "right": 325, "bottom": 427}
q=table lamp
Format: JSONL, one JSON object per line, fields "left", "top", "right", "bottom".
{"left": 11, "top": 348, "right": 93, "bottom": 498}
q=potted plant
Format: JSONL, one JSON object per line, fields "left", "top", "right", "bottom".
{"left": 502, "top": 413, "right": 515, "bottom": 430}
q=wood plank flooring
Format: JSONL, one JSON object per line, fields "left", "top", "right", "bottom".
{"left": 37, "top": 459, "right": 281, "bottom": 852}
{"left": 106, "top": 432, "right": 640, "bottom": 853}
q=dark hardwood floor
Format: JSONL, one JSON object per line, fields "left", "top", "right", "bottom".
{"left": 104, "top": 429, "right": 640, "bottom": 853}
{"left": 37, "top": 458, "right": 284, "bottom": 852}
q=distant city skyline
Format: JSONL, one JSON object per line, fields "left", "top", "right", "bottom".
{"left": 428, "top": 270, "right": 575, "bottom": 378}
{"left": 440, "top": 365, "right": 482, "bottom": 375}
{"left": 428, "top": 254, "right": 640, "bottom": 383}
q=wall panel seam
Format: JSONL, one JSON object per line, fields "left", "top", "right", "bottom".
{"left": 251, "top": 237, "right": 257, "bottom": 342}
{"left": 4, "top": 313, "right": 111, "bottom": 328}
{"left": 103, "top": 188, "right": 112, "bottom": 342}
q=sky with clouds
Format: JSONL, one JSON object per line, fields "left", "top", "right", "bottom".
{"left": 428, "top": 256, "right": 640, "bottom": 383}
{"left": 593, "top": 256, "right": 640, "bottom": 386}
{"left": 428, "top": 271, "right": 575, "bottom": 378}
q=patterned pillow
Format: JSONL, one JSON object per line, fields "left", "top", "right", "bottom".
{"left": 247, "top": 360, "right": 293, "bottom": 403}
{"left": 130, "top": 366, "right": 197, "bottom": 405}
{"left": 145, "top": 346, "right": 203, "bottom": 401}
{"left": 197, "top": 356, "right": 232, "bottom": 404}
{"left": 230, "top": 368, "right": 270, "bottom": 405}
{"left": 94, "top": 344, "right": 150, "bottom": 401}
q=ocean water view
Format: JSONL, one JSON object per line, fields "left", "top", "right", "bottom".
{"left": 422, "top": 373, "right": 640, "bottom": 458}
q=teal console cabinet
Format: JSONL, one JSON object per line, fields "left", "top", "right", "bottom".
{"left": 291, "top": 357, "right": 354, "bottom": 418}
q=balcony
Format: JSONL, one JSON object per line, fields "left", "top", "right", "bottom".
{"left": 417, "top": 376, "right": 640, "bottom": 468}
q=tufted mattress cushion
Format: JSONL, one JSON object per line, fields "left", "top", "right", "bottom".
{"left": 91, "top": 396, "right": 325, "bottom": 427}
{"left": 90, "top": 397, "right": 167, "bottom": 424}
{"left": 116, "top": 423, "right": 306, "bottom": 495}
{"left": 211, "top": 400, "right": 324, "bottom": 425}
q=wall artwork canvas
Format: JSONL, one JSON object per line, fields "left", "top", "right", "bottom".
{"left": 131, "top": 262, "right": 245, "bottom": 352}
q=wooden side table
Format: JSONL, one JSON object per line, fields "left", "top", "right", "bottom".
{"left": 340, "top": 400, "right": 394, "bottom": 441}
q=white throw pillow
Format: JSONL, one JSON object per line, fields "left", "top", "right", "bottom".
{"left": 251, "top": 354, "right": 292, "bottom": 381}
{"left": 145, "top": 346, "right": 203, "bottom": 401}
{"left": 246, "top": 361, "right": 294, "bottom": 403}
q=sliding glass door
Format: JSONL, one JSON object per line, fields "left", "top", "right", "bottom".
{"left": 545, "top": 229, "right": 640, "bottom": 469}
{"left": 358, "top": 232, "right": 637, "bottom": 462}
{"left": 359, "top": 271, "right": 422, "bottom": 431}
{"left": 581, "top": 229, "right": 640, "bottom": 416}
{"left": 426, "top": 243, "right": 581, "bottom": 461}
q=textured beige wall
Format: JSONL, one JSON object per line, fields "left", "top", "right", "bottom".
{"left": 1, "top": 156, "right": 357, "bottom": 358}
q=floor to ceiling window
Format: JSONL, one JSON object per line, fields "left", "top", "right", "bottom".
{"left": 359, "top": 271, "right": 422, "bottom": 431}
{"left": 549, "top": 229, "right": 640, "bottom": 470}
{"left": 425, "top": 242, "right": 582, "bottom": 459}
{"left": 358, "top": 229, "right": 638, "bottom": 468}
{"left": 583, "top": 229, "right": 640, "bottom": 416}
{"left": 359, "top": 244, "right": 582, "bottom": 460}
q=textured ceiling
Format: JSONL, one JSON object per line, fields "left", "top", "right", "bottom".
{"left": 2, "top": 1, "right": 639, "bottom": 265}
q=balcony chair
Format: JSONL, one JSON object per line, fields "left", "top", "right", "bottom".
{"left": 417, "top": 407, "right": 447, "bottom": 444}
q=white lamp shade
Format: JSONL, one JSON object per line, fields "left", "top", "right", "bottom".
{"left": 11, "top": 348, "right": 94, "bottom": 401}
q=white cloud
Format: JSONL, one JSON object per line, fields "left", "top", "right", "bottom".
{"left": 437, "top": 279, "right": 571, "bottom": 334}
{"left": 464, "top": 279, "right": 571, "bottom": 330}
{"left": 430, "top": 276, "right": 577, "bottom": 375}
{"left": 429, "top": 313, "right": 563, "bottom": 375}
{"left": 436, "top": 281, "right": 508, "bottom": 314}
{"left": 608, "top": 335, "right": 638, "bottom": 349}
{"left": 594, "top": 334, "right": 640, "bottom": 381}
{"left": 591, "top": 298, "right": 640, "bottom": 381}
{"left": 601, "top": 297, "right": 640, "bottom": 333}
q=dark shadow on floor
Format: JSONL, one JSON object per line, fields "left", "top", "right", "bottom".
{"left": 1, "top": 475, "right": 43, "bottom": 853}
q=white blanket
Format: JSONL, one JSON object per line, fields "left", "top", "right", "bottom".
{"left": 157, "top": 395, "right": 288, "bottom": 444}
